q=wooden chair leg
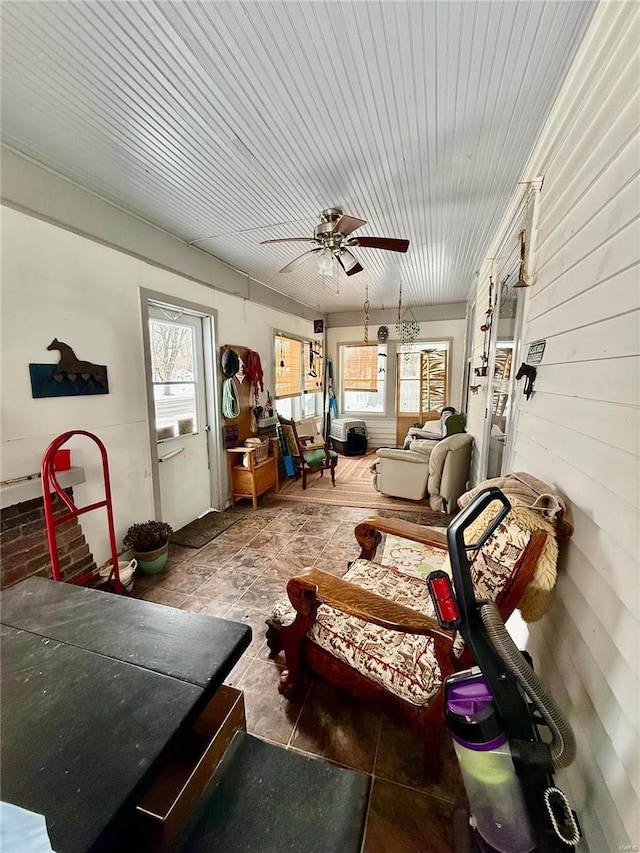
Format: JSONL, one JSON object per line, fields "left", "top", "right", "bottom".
{"left": 279, "top": 588, "right": 318, "bottom": 699}
{"left": 265, "top": 620, "right": 283, "bottom": 657}
{"left": 330, "top": 464, "right": 336, "bottom": 486}
{"left": 302, "top": 468, "right": 307, "bottom": 489}
{"left": 422, "top": 691, "right": 445, "bottom": 780}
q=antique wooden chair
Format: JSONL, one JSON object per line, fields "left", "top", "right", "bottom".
{"left": 266, "top": 503, "right": 557, "bottom": 779}
{"left": 278, "top": 415, "right": 338, "bottom": 489}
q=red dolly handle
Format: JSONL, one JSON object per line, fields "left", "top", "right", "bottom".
{"left": 41, "top": 431, "right": 123, "bottom": 594}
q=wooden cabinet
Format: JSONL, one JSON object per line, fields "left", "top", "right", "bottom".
{"left": 227, "top": 439, "right": 279, "bottom": 509}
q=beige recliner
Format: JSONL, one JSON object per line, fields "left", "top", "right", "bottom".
{"left": 371, "top": 432, "right": 473, "bottom": 512}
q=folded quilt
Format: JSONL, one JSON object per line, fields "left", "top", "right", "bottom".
{"left": 458, "top": 472, "right": 574, "bottom": 541}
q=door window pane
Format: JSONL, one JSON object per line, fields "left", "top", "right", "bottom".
{"left": 149, "top": 319, "right": 198, "bottom": 438}
{"left": 396, "top": 342, "right": 448, "bottom": 415}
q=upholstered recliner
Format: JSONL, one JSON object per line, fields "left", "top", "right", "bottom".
{"left": 402, "top": 407, "right": 466, "bottom": 449}
{"left": 371, "top": 432, "right": 473, "bottom": 511}
{"left": 266, "top": 495, "right": 560, "bottom": 778}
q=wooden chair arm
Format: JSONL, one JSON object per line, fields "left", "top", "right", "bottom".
{"left": 355, "top": 516, "right": 448, "bottom": 560}
{"left": 287, "top": 567, "right": 453, "bottom": 644}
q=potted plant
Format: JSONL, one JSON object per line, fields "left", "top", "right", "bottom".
{"left": 123, "top": 520, "right": 173, "bottom": 574}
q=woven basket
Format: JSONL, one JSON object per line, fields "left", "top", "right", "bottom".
{"left": 244, "top": 436, "right": 269, "bottom": 463}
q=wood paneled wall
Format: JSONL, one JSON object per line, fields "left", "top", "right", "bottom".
{"left": 468, "top": 4, "right": 639, "bottom": 848}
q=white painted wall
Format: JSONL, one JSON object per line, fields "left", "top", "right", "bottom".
{"left": 1, "top": 206, "right": 314, "bottom": 563}
{"left": 466, "top": 4, "right": 640, "bottom": 848}
{"left": 326, "top": 319, "right": 466, "bottom": 448}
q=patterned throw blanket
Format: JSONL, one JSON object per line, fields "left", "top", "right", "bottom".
{"left": 457, "top": 472, "right": 574, "bottom": 542}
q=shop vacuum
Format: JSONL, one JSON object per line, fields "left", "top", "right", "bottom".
{"left": 426, "top": 488, "right": 582, "bottom": 853}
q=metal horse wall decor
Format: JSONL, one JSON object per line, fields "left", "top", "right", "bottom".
{"left": 515, "top": 362, "right": 537, "bottom": 400}
{"left": 29, "top": 339, "right": 109, "bottom": 397}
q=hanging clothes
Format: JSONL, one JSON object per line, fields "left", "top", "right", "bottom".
{"left": 245, "top": 350, "right": 265, "bottom": 402}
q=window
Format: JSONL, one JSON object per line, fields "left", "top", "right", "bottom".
{"left": 275, "top": 335, "right": 302, "bottom": 399}
{"left": 396, "top": 342, "right": 449, "bottom": 417}
{"left": 340, "top": 343, "right": 386, "bottom": 414}
{"left": 149, "top": 317, "right": 198, "bottom": 438}
{"left": 274, "top": 334, "right": 321, "bottom": 419}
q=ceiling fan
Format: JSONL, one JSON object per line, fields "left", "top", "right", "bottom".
{"left": 260, "top": 207, "right": 409, "bottom": 276}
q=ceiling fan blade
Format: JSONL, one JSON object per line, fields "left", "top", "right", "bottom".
{"left": 334, "top": 214, "right": 367, "bottom": 236}
{"left": 260, "top": 237, "right": 316, "bottom": 244}
{"left": 279, "top": 248, "right": 321, "bottom": 273}
{"left": 354, "top": 236, "right": 410, "bottom": 252}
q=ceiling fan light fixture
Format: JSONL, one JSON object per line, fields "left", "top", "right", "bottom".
{"left": 339, "top": 248, "right": 360, "bottom": 273}
{"left": 317, "top": 246, "right": 334, "bottom": 275}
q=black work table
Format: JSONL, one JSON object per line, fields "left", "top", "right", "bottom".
{"left": 0, "top": 577, "right": 251, "bottom": 853}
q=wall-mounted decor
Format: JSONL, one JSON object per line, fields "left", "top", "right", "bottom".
{"left": 475, "top": 276, "right": 496, "bottom": 377}
{"left": 526, "top": 339, "right": 546, "bottom": 365}
{"left": 30, "top": 339, "right": 109, "bottom": 397}
{"left": 395, "top": 280, "right": 419, "bottom": 356}
{"left": 516, "top": 362, "right": 537, "bottom": 399}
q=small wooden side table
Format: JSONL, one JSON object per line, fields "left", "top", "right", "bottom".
{"left": 227, "top": 438, "right": 279, "bottom": 509}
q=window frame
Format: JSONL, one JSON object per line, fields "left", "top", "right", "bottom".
{"left": 396, "top": 340, "right": 450, "bottom": 417}
{"left": 274, "top": 331, "right": 322, "bottom": 420}
{"left": 339, "top": 342, "right": 387, "bottom": 416}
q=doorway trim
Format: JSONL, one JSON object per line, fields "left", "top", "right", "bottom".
{"left": 140, "top": 288, "right": 221, "bottom": 520}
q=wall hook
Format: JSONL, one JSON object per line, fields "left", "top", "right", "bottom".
{"left": 516, "top": 363, "right": 537, "bottom": 399}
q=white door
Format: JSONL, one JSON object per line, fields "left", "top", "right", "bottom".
{"left": 148, "top": 307, "right": 214, "bottom": 531}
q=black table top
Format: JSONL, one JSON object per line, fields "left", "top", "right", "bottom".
{"left": 0, "top": 577, "right": 252, "bottom": 853}
{"left": 1, "top": 577, "right": 251, "bottom": 690}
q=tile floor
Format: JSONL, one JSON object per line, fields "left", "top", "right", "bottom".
{"left": 132, "top": 497, "right": 467, "bottom": 852}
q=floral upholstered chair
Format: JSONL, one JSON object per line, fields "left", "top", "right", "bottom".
{"left": 266, "top": 498, "right": 559, "bottom": 778}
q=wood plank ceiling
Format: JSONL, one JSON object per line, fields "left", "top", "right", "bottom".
{"left": 1, "top": 1, "right": 596, "bottom": 314}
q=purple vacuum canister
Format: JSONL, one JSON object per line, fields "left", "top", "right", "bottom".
{"left": 445, "top": 670, "right": 535, "bottom": 853}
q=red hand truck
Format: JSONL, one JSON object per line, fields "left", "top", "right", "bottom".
{"left": 41, "top": 430, "right": 123, "bottom": 594}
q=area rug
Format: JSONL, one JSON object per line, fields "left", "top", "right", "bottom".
{"left": 169, "top": 510, "right": 242, "bottom": 549}
{"left": 275, "top": 452, "right": 452, "bottom": 519}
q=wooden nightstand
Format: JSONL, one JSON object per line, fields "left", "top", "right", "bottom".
{"left": 227, "top": 439, "right": 279, "bottom": 509}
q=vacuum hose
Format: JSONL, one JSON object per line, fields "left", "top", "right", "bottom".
{"left": 479, "top": 600, "right": 577, "bottom": 769}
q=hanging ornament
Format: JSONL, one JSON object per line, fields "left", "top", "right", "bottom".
{"left": 377, "top": 325, "right": 389, "bottom": 343}
{"left": 475, "top": 274, "right": 494, "bottom": 377}
{"left": 395, "top": 280, "right": 420, "bottom": 358}
{"left": 515, "top": 186, "right": 532, "bottom": 288}
{"left": 363, "top": 283, "right": 370, "bottom": 344}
